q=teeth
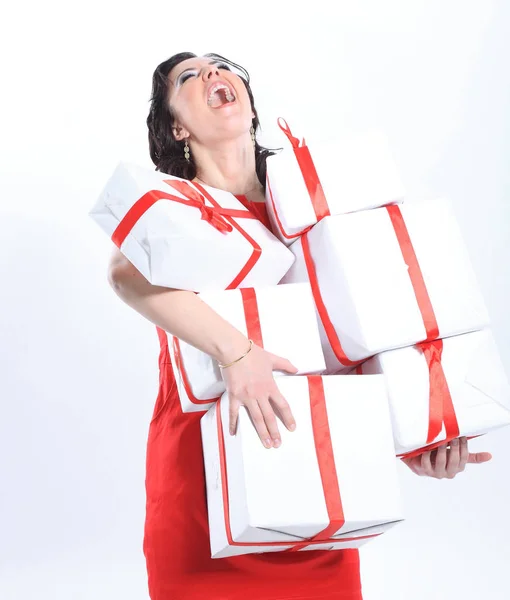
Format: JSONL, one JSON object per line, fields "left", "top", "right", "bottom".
{"left": 207, "top": 83, "right": 235, "bottom": 105}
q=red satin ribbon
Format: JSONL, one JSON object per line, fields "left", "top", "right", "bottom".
{"left": 386, "top": 205, "right": 439, "bottom": 341}
{"left": 284, "top": 376, "right": 345, "bottom": 552}
{"left": 112, "top": 181, "right": 236, "bottom": 247}
{"left": 301, "top": 233, "right": 360, "bottom": 367}
{"left": 240, "top": 288, "right": 264, "bottom": 347}
{"left": 421, "top": 340, "right": 459, "bottom": 443}
{"left": 385, "top": 206, "right": 462, "bottom": 457}
{"left": 216, "top": 375, "right": 381, "bottom": 551}
{"left": 166, "top": 180, "right": 257, "bottom": 221}
{"left": 272, "top": 118, "right": 330, "bottom": 238}
{"left": 173, "top": 288, "right": 264, "bottom": 406}
{"left": 111, "top": 179, "right": 262, "bottom": 289}
{"left": 357, "top": 341, "right": 464, "bottom": 460}
{"left": 266, "top": 173, "right": 311, "bottom": 241}
{"left": 192, "top": 182, "right": 263, "bottom": 289}
{"left": 396, "top": 339, "right": 461, "bottom": 459}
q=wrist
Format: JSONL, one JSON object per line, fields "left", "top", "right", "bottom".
{"left": 212, "top": 332, "right": 252, "bottom": 365}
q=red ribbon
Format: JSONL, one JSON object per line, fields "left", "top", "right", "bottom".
{"left": 192, "top": 182, "right": 263, "bottom": 290}
{"left": 111, "top": 178, "right": 263, "bottom": 291}
{"left": 385, "top": 206, "right": 461, "bottom": 457}
{"left": 173, "top": 288, "right": 264, "bottom": 407}
{"left": 266, "top": 173, "right": 310, "bottom": 241}
{"left": 270, "top": 118, "right": 330, "bottom": 239}
{"left": 284, "top": 376, "right": 345, "bottom": 552}
{"left": 357, "top": 341, "right": 464, "bottom": 460}
{"left": 396, "top": 339, "right": 461, "bottom": 459}
{"left": 421, "top": 340, "right": 459, "bottom": 443}
{"left": 301, "top": 233, "right": 360, "bottom": 367}
{"left": 112, "top": 180, "right": 236, "bottom": 247}
{"left": 386, "top": 205, "right": 439, "bottom": 341}
{"left": 240, "top": 288, "right": 264, "bottom": 347}
{"left": 216, "top": 375, "right": 381, "bottom": 550}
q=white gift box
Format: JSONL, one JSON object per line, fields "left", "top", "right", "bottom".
{"left": 167, "top": 283, "right": 326, "bottom": 413}
{"left": 265, "top": 122, "right": 405, "bottom": 245}
{"left": 281, "top": 197, "right": 490, "bottom": 373}
{"left": 201, "top": 375, "right": 404, "bottom": 558}
{"left": 357, "top": 329, "right": 510, "bottom": 456}
{"left": 88, "top": 162, "right": 294, "bottom": 292}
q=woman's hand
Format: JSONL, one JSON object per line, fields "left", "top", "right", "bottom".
{"left": 221, "top": 343, "right": 298, "bottom": 449}
{"left": 402, "top": 437, "right": 492, "bottom": 479}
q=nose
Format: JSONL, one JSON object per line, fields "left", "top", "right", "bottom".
{"left": 202, "top": 64, "right": 221, "bottom": 81}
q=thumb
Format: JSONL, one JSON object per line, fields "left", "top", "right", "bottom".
{"left": 468, "top": 452, "right": 493, "bottom": 464}
{"left": 268, "top": 352, "right": 299, "bottom": 374}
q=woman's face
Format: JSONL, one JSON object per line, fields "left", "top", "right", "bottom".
{"left": 167, "top": 56, "right": 254, "bottom": 144}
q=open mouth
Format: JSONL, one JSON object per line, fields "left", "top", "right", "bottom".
{"left": 207, "top": 83, "right": 236, "bottom": 108}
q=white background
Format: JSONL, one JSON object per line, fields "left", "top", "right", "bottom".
{"left": 1, "top": 1, "right": 509, "bottom": 598}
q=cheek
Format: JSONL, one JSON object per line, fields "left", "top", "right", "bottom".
{"left": 236, "top": 82, "right": 251, "bottom": 105}
{"left": 171, "top": 89, "right": 205, "bottom": 128}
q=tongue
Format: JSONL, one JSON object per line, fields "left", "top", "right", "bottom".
{"left": 209, "top": 89, "right": 230, "bottom": 108}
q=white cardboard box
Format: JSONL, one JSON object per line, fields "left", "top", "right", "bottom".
{"left": 89, "top": 162, "right": 294, "bottom": 292}
{"left": 281, "top": 198, "right": 490, "bottom": 372}
{"left": 168, "top": 283, "right": 326, "bottom": 413}
{"left": 265, "top": 128, "right": 405, "bottom": 245}
{"left": 358, "top": 329, "right": 510, "bottom": 456}
{"left": 201, "top": 375, "right": 404, "bottom": 558}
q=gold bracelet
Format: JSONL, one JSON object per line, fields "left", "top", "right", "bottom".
{"left": 218, "top": 339, "right": 254, "bottom": 369}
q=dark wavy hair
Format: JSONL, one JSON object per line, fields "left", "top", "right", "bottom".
{"left": 146, "top": 52, "right": 277, "bottom": 187}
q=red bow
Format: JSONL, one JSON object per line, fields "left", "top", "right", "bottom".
{"left": 164, "top": 179, "right": 233, "bottom": 234}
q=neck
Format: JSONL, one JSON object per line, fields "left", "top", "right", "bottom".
{"left": 191, "top": 134, "right": 263, "bottom": 196}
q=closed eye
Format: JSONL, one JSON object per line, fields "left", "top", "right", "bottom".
{"left": 180, "top": 72, "right": 195, "bottom": 84}
{"left": 178, "top": 62, "right": 232, "bottom": 86}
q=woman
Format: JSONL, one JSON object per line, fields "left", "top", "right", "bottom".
{"left": 107, "top": 52, "right": 493, "bottom": 600}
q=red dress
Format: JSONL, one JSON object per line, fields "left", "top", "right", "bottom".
{"left": 143, "top": 196, "right": 364, "bottom": 600}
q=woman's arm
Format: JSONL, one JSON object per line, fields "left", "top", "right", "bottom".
{"left": 108, "top": 247, "right": 250, "bottom": 363}
{"left": 107, "top": 247, "right": 297, "bottom": 447}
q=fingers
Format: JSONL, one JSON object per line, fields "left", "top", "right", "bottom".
{"left": 407, "top": 437, "right": 492, "bottom": 479}
{"left": 228, "top": 388, "right": 296, "bottom": 449}
{"left": 458, "top": 436, "right": 469, "bottom": 472}
{"left": 257, "top": 397, "right": 282, "bottom": 448}
{"left": 445, "top": 438, "right": 461, "bottom": 479}
{"left": 270, "top": 389, "right": 296, "bottom": 432}
{"left": 229, "top": 396, "right": 272, "bottom": 448}
{"left": 434, "top": 444, "right": 448, "bottom": 478}
{"left": 242, "top": 398, "right": 274, "bottom": 449}
{"left": 401, "top": 456, "right": 423, "bottom": 476}
{"left": 420, "top": 450, "right": 434, "bottom": 476}
{"left": 229, "top": 401, "right": 239, "bottom": 437}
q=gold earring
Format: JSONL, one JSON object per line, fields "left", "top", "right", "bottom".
{"left": 184, "top": 139, "right": 190, "bottom": 161}
{"left": 250, "top": 125, "right": 256, "bottom": 147}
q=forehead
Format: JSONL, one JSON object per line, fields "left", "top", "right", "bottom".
{"left": 168, "top": 57, "right": 216, "bottom": 84}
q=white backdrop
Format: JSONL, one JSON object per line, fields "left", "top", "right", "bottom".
{"left": 1, "top": 1, "right": 509, "bottom": 598}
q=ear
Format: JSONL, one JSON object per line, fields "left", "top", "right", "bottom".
{"left": 172, "top": 123, "right": 191, "bottom": 142}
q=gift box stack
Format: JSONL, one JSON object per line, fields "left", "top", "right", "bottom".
{"left": 266, "top": 118, "right": 510, "bottom": 460}
{"left": 90, "top": 159, "right": 404, "bottom": 557}
{"left": 89, "top": 117, "right": 510, "bottom": 560}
